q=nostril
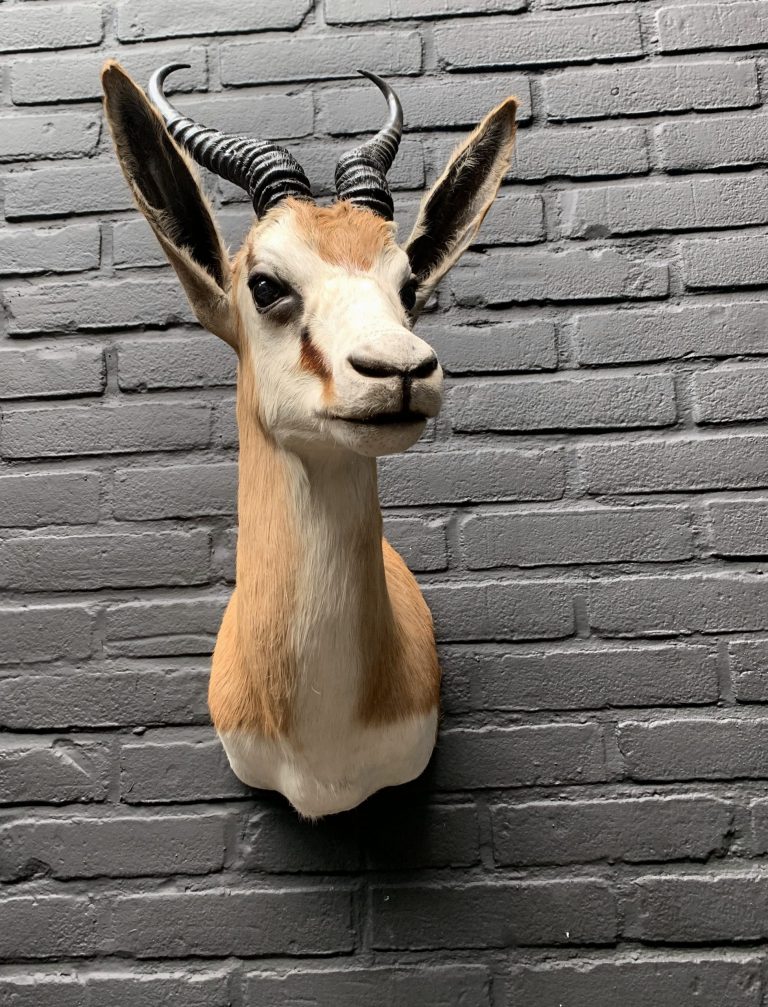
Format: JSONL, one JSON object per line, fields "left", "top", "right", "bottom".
{"left": 410, "top": 354, "right": 438, "bottom": 379}
{"left": 348, "top": 355, "right": 402, "bottom": 379}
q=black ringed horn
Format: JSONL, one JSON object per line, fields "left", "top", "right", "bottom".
{"left": 334, "top": 69, "right": 403, "bottom": 220}
{"left": 147, "top": 63, "right": 314, "bottom": 217}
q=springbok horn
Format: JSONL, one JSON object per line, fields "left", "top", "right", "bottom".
{"left": 147, "top": 63, "right": 314, "bottom": 217}
{"left": 334, "top": 70, "right": 403, "bottom": 221}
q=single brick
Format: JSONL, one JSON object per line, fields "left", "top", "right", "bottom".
{"left": 492, "top": 796, "right": 734, "bottom": 866}
{"left": 361, "top": 801, "right": 480, "bottom": 870}
{"left": 572, "top": 300, "right": 768, "bottom": 365}
{"left": 1, "top": 401, "right": 210, "bottom": 459}
{"left": 319, "top": 75, "right": 532, "bottom": 134}
{"left": 590, "top": 574, "right": 768, "bottom": 636}
{"left": 434, "top": 724, "right": 606, "bottom": 789}
{"left": 0, "top": 737, "right": 109, "bottom": 805}
{"left": 750, "top": 798, "right": 768, "bottom": 853}
{"left": 451, "top": 248, "right": 669, "bottom": 305}
{"left": 0, "top": 223, "right": 100, "bottom": 276}
{"left": 708, "top": 499, "right": 768, "bottom": 557}
{"left": 657, "top": 2, "right": 768, "bottom": 53}
{"left": 0, "top": 667, "right": 210, "bottom": 730}
{"left": 0, "top": 471, "right": 99, "bottom": 528}
{"left": 12, "top": 47, "right": 207, "bottom": 105}
{"left": 562, "top": 173, "right": 768, "bottom": 238}
{"left": 176, "top": 92, "right": 313, "bottom": 142}
{"left": 682, "top": 234, "right": 768, "bottom": 290}
{"left": 503, "top": 958, "right": 762, "bottom": 1007}
{"left": 383, "top": 517, "right": 448, "bottom": 571}
{"left": 4, "top": 163, "right": 134, "bottom": 221}
{"left": 114, "top": 463, "right": 237, "bottom": 520}
{"left": 729, "top": 638, "right": 768, "bottom": 702}
{"left": 120, "top": 732, "right": 248, "bottom": 803}
{"left": 436, "top": 11, "right": 641, "bottom": 69}
{"left": 423, "top": 581, "right": 575, "bottom": 642}
{"left": 510, "top": 125, "right": 649, "bottom": 180}
{"left": 0, "top": 605, "right": 93, "bottom": 666}
{"left": 110, "top": 887, "right": 354, "bottom": 957}
{"left": 105, "top": 596, "right": 226, "bottom": 658}
{"left": 326, "top": 0, "right": 526, "bottom": 20}
{"left": 657, "top": 112, "right": 768, "bottom": 171}
{"left": 0, "top": 896, "right": 100, "bottom": 960}
{"left": 0, "top": 812, "right": 230, "bottom": 880}
{"left": 618, "top": 717, "right": 768, "bottom": 779}
{"left": 213, "top": 398, "right": 239, "bottom": 450}
{"left": 694, "top": 365, "right": 768, "bottom": 424}
{"left": 371, "top": 879, "right": 616, "bottom": 948}
{"left": 2, "top": 278, "right": 193, "bottom": 334}
{"left": 0, "top": 4, "right": 102, "bottom": 53}
{"left": 442, "top": 642, "right": 718, "bottom": 711}
{"left": 449, "top": 374, "right": 676, "bottom": 432}
{"left": 582, "top": 434, "right": 768, "bottom": 494}
{"left": 469, "top": 192, "right": 545, "bottom": 246}
{"left": 379, "top": 447, "right": 565, "bottom": 505}
{"left": 0, "top": 346, "right": 104, "bottom": 400}
{"left": 461, "top": 505, "right": 693, "bottom": 568}
{"left": 241, "top": 805, "right": 363, "bottom": 873}
{"left": 117, "top": 335, "right": 236, "bottom": 390}
{"left": 545, "top": 61, "right": 758, "bottom": 120}
{"left": 0, "top": 111, "right": 100, "bottom": 162}
{"left": 627, "top": 873, "right": 768, "bottom": 942}
{"left": 0, "top": 969, "right": 232, "bottom": 1007}
{"left": 417, "top": 320, "right": 557, "bottom": 374}
{"left": 116, "top": 0, "right": 312, "bottom": 40}
{"left": 221, "top": 30, "right": 422, "bottom": 85}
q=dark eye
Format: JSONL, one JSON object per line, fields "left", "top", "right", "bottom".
{"left": 249, "top": 273, "right": 289, "bottom": 311}
{"left": 400, "top": 278, "right": 418, "bottom": 312}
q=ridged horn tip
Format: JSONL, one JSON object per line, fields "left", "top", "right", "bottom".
{"left": 357, "top": 69, "right": 403, "bottom": 134}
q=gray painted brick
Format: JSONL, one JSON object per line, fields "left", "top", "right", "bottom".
{"left": 0, "top": 969, "right": 233, "bottom": 1007}
{"left": 561, "top": 173, "right": 768, "bottom": 238}
{"left": 729, "top": 638, "right": 768, "bottom": 702}
{"left": 502, "top": 958, "right": 762, "bottom": 1007}
{"left": 618, "top": 717, "right": 768, "bottom": 780}
{"left": 178, "top": 92, "right": 314, "bottom": 142}
{"left": 0, "top": 737, "right": 109, "bottom": 805}
{"left": 116, "top": 0, "right": 312, "bottom": 41}
{"left": 0, "top": 812, "right": 230, "bottom": 880}
{"left": 492, "top": 796, "right": 734, "bottom": 867}
{"left": 0, "top": 530, "right": 211, "bottom": 592}
{"left": 0, "top": 223, "right": 100, "bottom": 276}
{"left": 510, "top": 124, "right": 649, "bottom": 180}
{"left": 0, "top": 111, "right": 100, "bottom": 162}
{"left": 572, "top": 301, "right": 768, "bottom": 365}
{"left": 11, "top": 47, "right": 207, "bottom": 105}
{"left": 4, "top": 163, "right": 134, "bottom": 221}
{"left": 221, "top": 31, "right": 423, "bottom": 85}
{"left": 749, "top": 798, "right": 768, "bottom": 852}
{"left": 657, "top": 2, "right": 768, "bottom": 53}
{"left": 443, "top": 643, "right": 718, "bottom": 711}
{"left": 423, "top": 580, "right": 575, "bottom": 641}
{"left": 383, "top": 516, "right": 448, "bottom": 571}
{"left": 449, "top": 374, "right": 676, "bottom": 432}
{"left": 683, "top": 234, "right": 768, "bottom": 290}
{"left": 120, "top": 732, "right": 248, "bottom": 803}
{"left": 0, "top": 4, "right": 103, "bottom": 54}
{"left": 0, "top": 346, "right": 105, "bottom": 400}
{"left": 0, "top": 896, "right": 100, "bottom": 959}
{"left": 371, "top": 878, "right": 616, "bottom": 948}
{"left": 114, "top": 463, "right": 237, "bottom": 520}
{"left": 110, "top": 887, "right": 354, "bottom": 957}
{"left": 105, "top": 597, "right": 226, "bottom": 658}
{"left": 361, "top": 802, "right": 481, "bottom": 870}
{"left": 1, "top": 401, "right": 210, "bottom": 459}
{"left": 581, "top": 434, "right": 768, "bottom": 494}
{"left": 0, "top": 605, "right": 94, "bottom": 666}
{"left": 0, "top": 471, "right": 100, "bottom": 528}
{"left": 545, "top": 61, "right": 759, "bottom": 120}
{"left": 326, "top": 0, "right": 526, "bottom": 20}
{"left": 657, "top": 112, "right": 768, "bottom": 171}
{"left": 708, "top": 499, "right": 768, "bottom": 557}
{"left": 461, "top": 505, "right": 693, "bottom": 568}
{"left": 418, "top": 319, "right": 557, "bottom": 373}
{"left": 117, "top": 335, "right": 236, "bottom": 390}
{"left": 694, "top": 365, "right": 768, "bottom": 423}
{"left": 436, "top": 11, "right": 642, "bottom": 70}
{"left": 435, "top": 724, "right": 606, "bottom": 788}
{"left": 590, "top": 574, "right": 768, "bottom": 636}
{"left": 451, "top": 248, "right": 669, "bottom": 305}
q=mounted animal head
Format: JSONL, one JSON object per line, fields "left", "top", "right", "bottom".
{"left": 101, "top": 61, "right": 518, "bottom": 457}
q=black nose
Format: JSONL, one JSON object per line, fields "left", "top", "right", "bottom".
{"left": 348, "top": 353, "right": 438, "bottom": 379}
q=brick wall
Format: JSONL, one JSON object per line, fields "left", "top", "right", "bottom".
{"left": 1, "top": 0, "right": 768, "bottom": 1003}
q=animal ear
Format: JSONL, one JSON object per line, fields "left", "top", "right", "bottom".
{"left": 404, "top": 97, "right": 518, "bottom": 316}
{"left": 101, "top": 60, "right": 236, "bottom": 348}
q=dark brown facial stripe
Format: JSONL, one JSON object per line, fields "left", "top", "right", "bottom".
{"left": 299, "top": 326, "right": 331, "bottom": 381}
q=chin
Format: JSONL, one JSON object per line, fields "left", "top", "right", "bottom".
{"left": 332, "top": 417, "right": 428, "bottom": 456}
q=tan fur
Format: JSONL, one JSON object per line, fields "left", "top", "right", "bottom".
{"left": 290, "top": 199, "right": 396, "bottom": 271}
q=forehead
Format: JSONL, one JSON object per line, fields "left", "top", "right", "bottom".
{"left": 245, "top": 198, "right": 401, "bottom": 274}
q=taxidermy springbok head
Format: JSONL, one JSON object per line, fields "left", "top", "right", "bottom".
{"left": 102, "top": 61, "right": 517, "bottom": 818}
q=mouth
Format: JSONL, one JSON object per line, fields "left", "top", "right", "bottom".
{"left": 326, "top": 409, "right": 427, "bottom": 426}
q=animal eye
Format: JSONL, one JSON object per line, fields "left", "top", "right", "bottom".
{"left": 249, "top": 274, "right": 289, "bottom": 311}
{"left": 400, "top": 279, "right": 418, "bottom": 312}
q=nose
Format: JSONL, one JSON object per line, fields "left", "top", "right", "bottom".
{"left": 348, "top": 352, "right": 438, "bottom": 380}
